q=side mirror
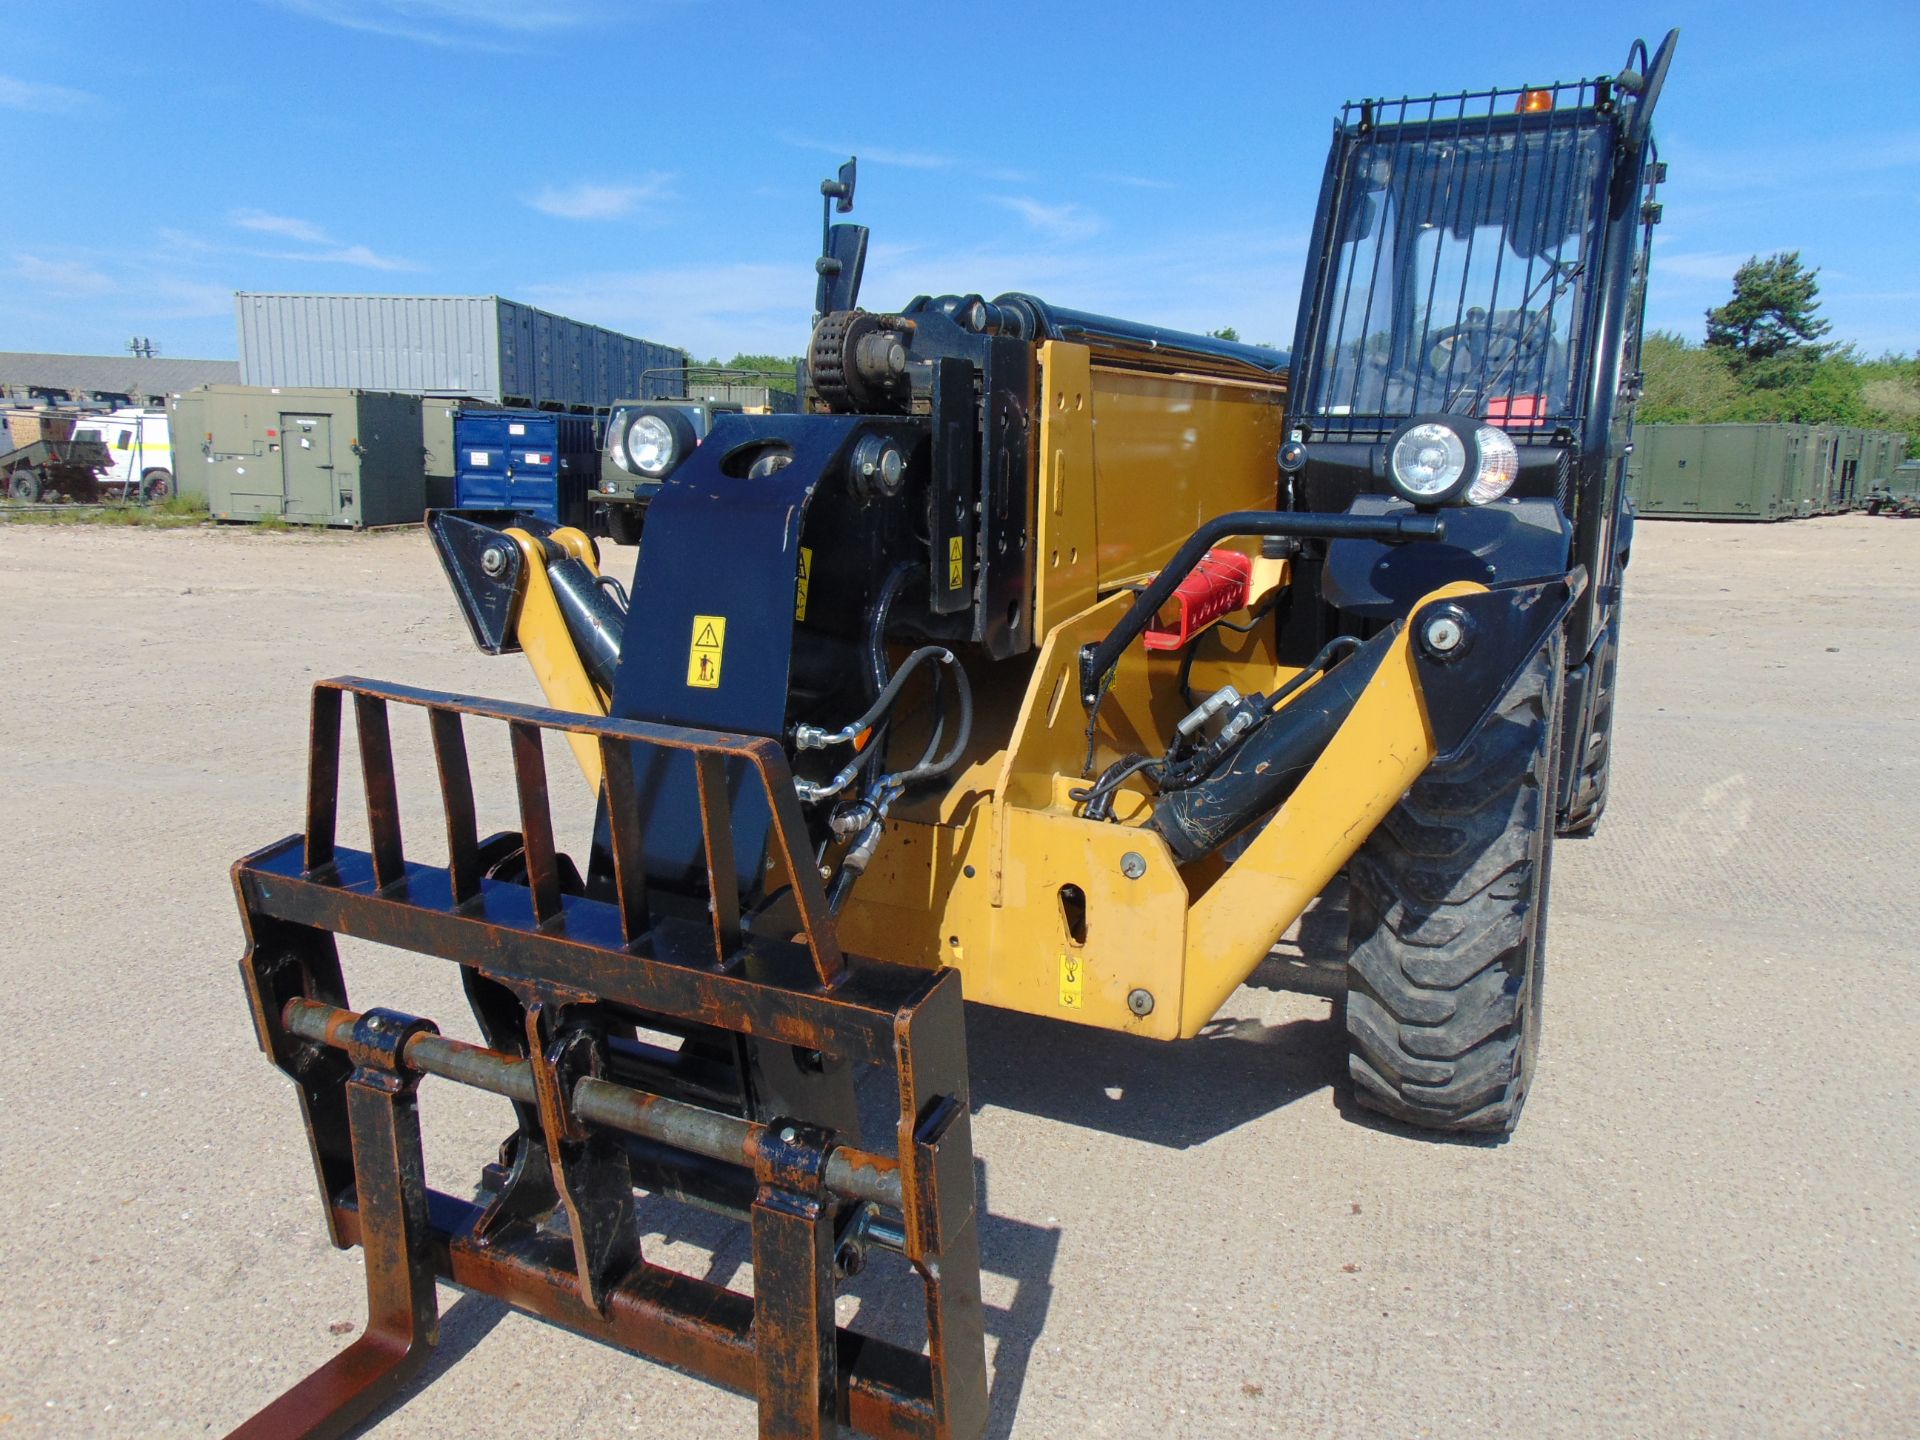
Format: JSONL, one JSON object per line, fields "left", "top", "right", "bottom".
{"left": 815, "top": 157, "right": 866, "bottom": 316}
{"left": 815, "top": 223, "right": 869, "bottom": 317}
{"left": 822, "top": 156, "right": 857, "bottom": 213}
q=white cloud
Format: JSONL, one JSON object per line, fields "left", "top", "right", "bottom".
{"left": 231, "top": 209, "right": 332, "bottom": 245}
{"left": 12, "top": 254, "right": 116, "bottom": 296}
{"left": 298, "top": 243, "right": 415, "bottom": 271}
{"left": 269, "top": 0, "right": 591, "bottom": 48}
{"left": 1099, "top": 173, "right": 1177, "bottom": 192}
{"left": 779, "top": 135, "right": 952, "bottom": 170}
{"left": 228, "top": 210, "right": 414, "bottom": 270}
{"left": 0, "top": 76, "right": 92, "bottom": 113}
{"left": 991, "top": 197, "right": 1104, "bottom": 244}
{"left": 526, "top": 176, "right": 672, "bottom": 221}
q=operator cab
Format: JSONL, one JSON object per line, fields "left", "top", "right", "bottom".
{"left": 1283, "top": 35, "right": 1673, "bottom": 649}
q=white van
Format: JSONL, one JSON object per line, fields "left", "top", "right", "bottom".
{"left": 69, "top": 407, "right": 174, "bottom": 499}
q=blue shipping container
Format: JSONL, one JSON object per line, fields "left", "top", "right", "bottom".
{"left": 453, "top": 408, "right": 603, "bottom": 530}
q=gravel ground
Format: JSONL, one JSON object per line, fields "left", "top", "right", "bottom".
{"left": 1, "top": 515, "right": 1915, "bottom": 1439}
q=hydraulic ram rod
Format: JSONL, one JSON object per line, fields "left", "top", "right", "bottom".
{"left": 282, "top": 997, "right": 905, "bottom": 1213}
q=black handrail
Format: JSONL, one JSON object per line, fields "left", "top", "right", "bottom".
{"left": 1076, "top": 510, "right": 1444, "bottom": 706}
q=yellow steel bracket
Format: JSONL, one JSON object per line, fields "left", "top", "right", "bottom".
{"left": 1177, "top": 580, "right": 1487, "bottom": 1035}
{"left": 500, "top": 525, "right": 611, "bottom": 791}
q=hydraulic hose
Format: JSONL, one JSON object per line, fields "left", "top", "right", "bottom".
{"left": 793, "top": 646, "right": 957, "bottom": 754}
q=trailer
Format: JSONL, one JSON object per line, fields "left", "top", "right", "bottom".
{"left": 1, "top": 435, "right": 114, "bottom": 502}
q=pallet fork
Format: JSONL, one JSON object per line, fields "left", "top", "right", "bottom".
{"left": 228, "top": 678, "right": 987, "bottom": 1439}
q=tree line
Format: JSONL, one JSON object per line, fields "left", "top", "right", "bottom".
{"left": 1640, "top": 252, "right": 1917, "bottom": 453}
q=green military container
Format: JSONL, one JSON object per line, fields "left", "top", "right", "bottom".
{"left": 1792, "top": 426, "right": 1836, "bottom": 516}
{"left": 1861, "top": 430, "right": 1907, "bottom": 498}
{"left": 1827, "top": 427, "right": 1868, "bottom": 510}
{"left": 197, "top": 385, "right": 428, "bottom": 527}
{"left": 420, "top": 398, "right": 463, "bottom": 512}
{"left": 166, "top": 390, "right": 209, "bottom": 501}
{"left": 1629, "top": 423, "right": 1817, "bottom": 520}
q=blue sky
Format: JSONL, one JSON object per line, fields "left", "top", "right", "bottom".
{"left": 4, "top": 1, "right": 1916, "bottom": 363}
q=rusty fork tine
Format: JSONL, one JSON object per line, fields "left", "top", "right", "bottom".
{"left": 509, "top": 721, "right": 562, "bottom": 924}
{"left": 305, "top": 686, "right": 343, "bottom": 874}
{"left": 693, "top": 752, "right": 740, "bottom": 966}
{"left": 753, "top": 746, "right": 844, "bottom": 985}
{"left": 598, "top": 736, "right": 649, "bottom": 944}
{"left": 223, "top": 1296, "right": 428, "bottom": 1440}
{"left": 353, "top": 693, "right": 404, "bottom": 890}
{"left": 429, "top": 708, "right": 480, "bottom": 906}
{"left": 227, "top": 1011, "right": 440, "bottom": 1440}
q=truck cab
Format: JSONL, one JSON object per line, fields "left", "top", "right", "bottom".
{"left": 70, "top": 407, "right": 174, "bottom": 499}
{"left": 596, "top": 397, "right": 737, "bottom": 542}
{"left": 596, "top": 367, "right": 798, "bottom": 542}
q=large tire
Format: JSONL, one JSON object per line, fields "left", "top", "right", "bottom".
{"left": 9, "top": 468, "right": 43, "bottom": 502}
{"left": 141, "top": 468, "right": 174, "bottom": 502}
{"left": 604, "top": 505, "right": 642, "bottom": 546}
{"left": 1561, "top": 601, "right": 1620, "bottom": 837}
{"left": 1344, "top": 640, "right": 1562, "bottom": 1134}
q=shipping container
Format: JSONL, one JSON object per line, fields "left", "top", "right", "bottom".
{"left": 1861, "top": 430, "right": 1907, "bottom": 496}
{"left": 1826, "top": 427, "right": 1865, "bottom": 510}
{"left": 1791, "top": 428, "right": 1836, "bottom": 516}
{"left": 235, "top": 294, "right": 684, "bottom": 412}
{"left": 420, "top": 398, "right": 463, "bottom": 511}
{"left": 194, "top": 385, "right": 427, "bottom": 527}
{"left": 453, "top": 408, "right": 602, "bottom": 530}
{"left": 166, "top": 391, "right": 208, "bottom": 501}
{"left": 1628, "top": 424, "right": 1829, "bottom": 520}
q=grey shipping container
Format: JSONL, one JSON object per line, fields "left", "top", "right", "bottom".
{"left": 193, "top": 385, "right": 429, "bottom": 527}
{"left": 235, "top": 294, "right": 684, "bottom": 412}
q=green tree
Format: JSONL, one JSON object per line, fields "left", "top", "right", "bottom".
{"left": 1705, "top": 252, "right": 1832, "bottom": 367}
{"left": 1637, "top": 331, "right": 1739, "bottom": 423}
{"left": 1206, "top": 326, "right": 1241, "bottom": 342}
{"left": 723, "top": 353, "right": 803, "bottom": 379}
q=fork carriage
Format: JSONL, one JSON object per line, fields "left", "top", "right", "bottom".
{"left": 229, "top": 678, "right": 987, "bottom": 1440}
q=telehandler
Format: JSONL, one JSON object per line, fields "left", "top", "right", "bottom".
{"left": 223, "top": 30, "right": 1673, "bottom": 1440}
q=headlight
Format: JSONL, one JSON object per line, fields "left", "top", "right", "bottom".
{"left": 1467, "top": 424, "right": 1519, "bottom": 505}
{"left": 627, "top": 414, "right": 678, "bottom": 477}
{"left": 1384, "top": 415, "right": 1521, "bottom": 507}
{"left": 1388, "top": 419, "right": 1470, "bottom": 501}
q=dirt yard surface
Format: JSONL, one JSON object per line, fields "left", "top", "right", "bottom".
{"left": 2, "top": 516, "right": 1915, "bottom": 1438}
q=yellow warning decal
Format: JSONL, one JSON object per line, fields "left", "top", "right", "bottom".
{"left": 947, "top": 535, "right": 964, "bottom": 591}
{"left": 686, "top": 614, "right": 726, "bottom": 689}
{"left": 794, "top": 546, "right": 812, "bottom": 622}
{"left": 1058, "top": 953, "right": 1084, "bottom": 1009}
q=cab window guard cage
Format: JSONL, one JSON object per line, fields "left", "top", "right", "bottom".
{"left": 1296, "top": 76, "right": 1619, "bottom": 441}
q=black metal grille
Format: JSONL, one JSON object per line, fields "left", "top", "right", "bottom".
{"left": 1301, "top": 78, "right": 1615, "bottom": 439}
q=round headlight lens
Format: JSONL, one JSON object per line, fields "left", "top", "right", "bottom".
{"left": 1390, "top": 422, "right": 1469, "bottom": 499}
{"left": 1467, "top": 425, "right": 1520, "bottom": 504}
{"left": 627, "top": 414, "right": 677, "bottom": 477}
